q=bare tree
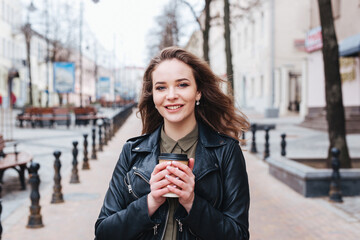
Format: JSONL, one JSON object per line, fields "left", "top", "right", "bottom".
{"left": 317, "top": 0, "right": 351, "bottom": 168}
{"left": 223, "top": 0, "right": 261, "bottom": 96}
{"left": 181, "top": 0, "right": 211, "bottom": 63}
{"left": 147, "top": 1, "right": 181, "bottom": 59}
{"left": 224, "top": 0, "right": 233, "bottom": 95}
{"left": 22, "top": 24, "right": 34, "bottom": 106}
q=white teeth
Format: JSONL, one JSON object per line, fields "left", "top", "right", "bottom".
{"left": 167, "top": 105, "right": 181, "bottom": 110}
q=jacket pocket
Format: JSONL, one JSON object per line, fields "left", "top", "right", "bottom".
{"left": 195, "top": 167, "right": 221, "bottom": 208}
{"left": 123, "top": 167, "right": 151, "bottom": 200}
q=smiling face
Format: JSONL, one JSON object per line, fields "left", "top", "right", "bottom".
{"left": 152, "top": 59, "right": 201, "bottom": 131}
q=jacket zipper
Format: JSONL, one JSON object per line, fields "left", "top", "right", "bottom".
{"left": 153, "top": 224, "right": 160, "bottom": 235}
{"left": 176, "top": 219, "right": 183, "bottom": 232}
{"left": 134, "top": 171, "right": 150, "bottom": 184}
{"left": 132, "top": 169, "right": 168, "bottom": 238}
{"left": 159, "top": 199, "right": 170, "bottom": 239}
{"left": 124, "top": 174, "right": 139, "bottom": 199}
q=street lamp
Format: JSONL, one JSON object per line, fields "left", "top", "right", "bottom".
{"left": 79, "top": 0, "right": 100, "bottom": 107}
{"left": 24, "top": 1, "right": 37, "bottom": 106}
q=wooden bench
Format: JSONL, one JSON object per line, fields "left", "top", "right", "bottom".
{"left": 16, "top": 107, "right": 38, "bottom": 127}
{"left": 52, "top": 108, "right": 71, "bottom": 128}
{"left": 0, "top": 135, "right": 32, "bottom": 190}
{"left": 74, "top": 106, "right": 103, "bottom": 126}
{"left": 17, "top": 107, "right": 71, "bottom": 128}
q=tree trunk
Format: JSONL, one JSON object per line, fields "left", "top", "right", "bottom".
{"left": 203, "top": 0, "right": 211, "bottom": 64}
{"left": 224, "top": 0, "right": 234, "bottom": 96}
{"left": 25, "top": 24, "right": 33, "bottom": 106}
{"left": 317, "top": 0, "right": 351, "bottom": 168}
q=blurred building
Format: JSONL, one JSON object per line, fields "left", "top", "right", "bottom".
{"left": 117, "top": 66, "right": 144, "bottom": 103}
{"left": 185, "top": 0, "right": 311, "bottom": 117}
{"left": 0, "top": 0, "right": 119, "bottom": 109}
{"left": 301, "top": 0, "right": 360, "bottom": 133}
{"left": 0, "top": 0, "right": 24, "bottom": 107}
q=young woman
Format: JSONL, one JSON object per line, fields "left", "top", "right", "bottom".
{"left": 95, "top": 47, "right": 250, "bottom": 240}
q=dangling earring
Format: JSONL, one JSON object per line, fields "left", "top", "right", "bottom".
{"left": 196, "top": 100, "right": 200, "bottom": 106}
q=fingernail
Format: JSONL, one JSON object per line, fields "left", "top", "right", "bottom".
{"left": 176, "top": 177, "right": 179, "bottom": 179}
{"left": 166, "top": 162, "right": 171, "bottom": 165}
{"left": 165, "top": 175, "right": 170, "bottom": 178}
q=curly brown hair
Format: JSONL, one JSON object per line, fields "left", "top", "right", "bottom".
{"left": 138, "top": 47, "right": 249, "bottom": 141}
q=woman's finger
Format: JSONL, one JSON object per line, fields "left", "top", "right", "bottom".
{"left": 152, "top": 161, "right": 171, "bottom": 176}
{"left": 170, "top": 161, "right": 194, "bottom": 176}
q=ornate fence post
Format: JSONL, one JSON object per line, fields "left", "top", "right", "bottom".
{"left": 0, "top": 184, "right": 3, "bottom": 239}
{"left": 98, "top": 121, "right": 103, "bottom": 152}
{"left": 241, "top": 131, "right": 246, "bottom": 146}
{"left": 70, "top": 141, "right": 80, "bottom": 183}
{"left": 82, "top": 134, "right": 90, "bottom": 170}
{"left": 329, "top": 147, "right": 343, "bottom": 203}
{"left": 281, "top": 133, "right": 287, "bottom": 156}
{"left": 250, "top": 123, "right": 257, "bottom": 153}
{"left": 26, "top": 162, "right": 44, "bottom": 228}
{"left": 51, "top": 151, "right": 64, "bottom": 203}
{"left": 91, "top": 127, "right": 97, "bottom": 160}
{"left": 263, "top": 126, "right": 270, "bottom": 160}
{"left": 110, "top": 119, "right": 115, "bottom": 138}
{"left": 103, "top": 119, "right": 108, "bottom": 146}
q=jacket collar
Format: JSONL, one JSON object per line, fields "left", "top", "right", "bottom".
{"left": 132, "top": 121, "right": 226, "bottom": 153}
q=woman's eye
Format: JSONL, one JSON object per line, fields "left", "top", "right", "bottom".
{"left": 155, "top": 86, "right": 166, "bottom": 91}
{"left": 179, "top": 83, "right": 189, "bottom": 88}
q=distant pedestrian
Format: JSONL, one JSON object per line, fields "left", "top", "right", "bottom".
{"left": 95, "top": 47, "right": 250, "bottom": 239}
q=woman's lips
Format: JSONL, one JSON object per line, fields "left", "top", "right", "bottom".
{"left": 165, "top": 105, "right": 183, "bottom": 110}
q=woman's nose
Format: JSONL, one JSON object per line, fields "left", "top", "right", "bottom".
{"left": 166, "top": 87, "right": 178, "bottom": 100}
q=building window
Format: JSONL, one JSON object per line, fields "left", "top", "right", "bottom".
{"left": 251, "top": 77, "right": 255, "bottom": 97}
{"left": 1, "top": 1, "right": 4, "bottom": 21}
{"left": 260, "top": 75, "right": 264, "bottom": 97}
{"left": 332, "top": 0, "right": 340, "bottom": 19}
{"left": 2, "top": 38, "right": 5, "bottom": 57}
{"left": 260, "top": 11, "right": 264, "bottom": 35}
{"left": 244, "top": 27, "right": 247, "bottom": 50}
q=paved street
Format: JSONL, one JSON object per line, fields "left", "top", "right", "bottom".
{"left": 1, "top": 108, "right": 360, "bottom": 239}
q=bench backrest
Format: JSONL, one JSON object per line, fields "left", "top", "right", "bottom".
{"left": 53, "top": 108, "right": 70, "bottom": 115}
{"left": 0, "top": 134, "right": 4, "bottom": 151}
{"left": 74, "top": 107, "right": 97, "bottom": 115}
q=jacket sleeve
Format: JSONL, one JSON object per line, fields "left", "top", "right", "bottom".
{"left": 182, "top": 141, "right": 250, "bottom": 239}
{"left": 94, "top": 142, "right": 156, "bottom": 240}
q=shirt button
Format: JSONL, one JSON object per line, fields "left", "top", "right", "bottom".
{"left": 135, "top": 147, "right": 140, "bottom": 150}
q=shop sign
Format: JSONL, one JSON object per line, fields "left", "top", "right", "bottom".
{"left": 53, "top": 62, "right": 75, "bottom": 93}
{"left": 305, "top": 26, "right": 322, "bottom": 52}
{"left": 340, "top": 57, "right": 357, "bottom": 83}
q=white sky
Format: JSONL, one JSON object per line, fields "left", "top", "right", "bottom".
{"left": 84, "top": 0, "right": 172, "bottom": 67}
{"left": 24, "top": 0, "right": 202, "bottom": 67}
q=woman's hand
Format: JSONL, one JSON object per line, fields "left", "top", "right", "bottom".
{"left": 147, "top": 162, "right": 171, "bottom": 216}
{"left": 165, "top": 158, "right": 195, "bottom": 213}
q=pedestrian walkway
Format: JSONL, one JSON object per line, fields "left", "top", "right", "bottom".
{"left": 247, "top": 153, "right": 360, "bottom": 240}
{"left": 2, "top": 109, "right": 142, "bottom": 240}
{"left": 2, "top": 109, "right": 360, "bottom": 239}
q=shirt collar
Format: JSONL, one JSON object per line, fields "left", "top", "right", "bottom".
{"left": 160, "top": 124, "right": 199, "bottom": 152}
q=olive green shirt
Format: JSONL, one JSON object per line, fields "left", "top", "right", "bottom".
{"left": 160, "top": 124, "right": 198, "bottom": 240}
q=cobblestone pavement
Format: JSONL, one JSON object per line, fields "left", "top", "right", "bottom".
{"left": 2, "top": 108, "right": 142, "bottom": 240}
{"left": 1, "top": 109, "right": 360, "bottom": 239}
{"left": 247, "top": 154, "right": 360, "bottom": 240}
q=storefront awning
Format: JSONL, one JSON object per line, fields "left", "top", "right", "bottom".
{"left": 339, "top": 33, "right": 360, "bottom": 57}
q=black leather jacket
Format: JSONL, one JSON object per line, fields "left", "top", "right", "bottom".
{"left": 95, "top": 122, "right": 250, "bottom": 240}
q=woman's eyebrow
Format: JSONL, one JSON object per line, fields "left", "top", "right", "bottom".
{"left": 154, "top": 81, "right": 166, "bottom": 85}
{"left": 176, "top": 78, "right": 190, "bottom": 82}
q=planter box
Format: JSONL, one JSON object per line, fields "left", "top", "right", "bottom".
{"left": 267, "top": 156, "right": 360, "bottom": 197}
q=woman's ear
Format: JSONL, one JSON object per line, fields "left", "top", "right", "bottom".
{"left": 196, "top": 91, "right": 201, "bottom": 101}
